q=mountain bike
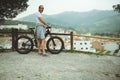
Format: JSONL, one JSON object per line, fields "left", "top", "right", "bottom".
{"left": 15, "top": 27, "right": 64, "bottom": 54}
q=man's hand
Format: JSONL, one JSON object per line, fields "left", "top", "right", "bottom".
{"left": 46, "top": 26, "right": 51, "bottom": 29}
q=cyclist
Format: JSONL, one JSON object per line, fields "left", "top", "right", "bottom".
{"left": 35, "top": 5, "right": 49, "bottom": 56}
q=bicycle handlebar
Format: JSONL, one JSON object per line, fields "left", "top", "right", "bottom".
{"left": 46, "top": 26, "right": 51, "bottom": 29}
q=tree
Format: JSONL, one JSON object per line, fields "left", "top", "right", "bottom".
{"left": 113, "top": 4, "right": 120, "bottom": 13}
{"left": 0, "top": 0, "right": 28, "bottom": 23}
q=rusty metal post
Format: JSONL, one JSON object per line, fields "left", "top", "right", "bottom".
{"left": 70, "top": 32, "right": 74, "bottom": 52}
{"left": 12, "top": 28, "right": 18, "bottom": 51}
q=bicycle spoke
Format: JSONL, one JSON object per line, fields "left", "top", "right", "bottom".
{"left": 16, "top": 36, "right": 33, "bottom": 54}
{"left": 47, "top": 36, "right": 64, "bottom": 54}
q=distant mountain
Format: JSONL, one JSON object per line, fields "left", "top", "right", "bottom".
{"left": 18, "top": 10, "right": 120, "bottom": 34}
{"left": 74, "top": 14, "right": 120, "bottom": 34}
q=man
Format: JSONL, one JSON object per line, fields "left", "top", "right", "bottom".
{"left": 36, "top": 5, "right": 49, "bottom": 56}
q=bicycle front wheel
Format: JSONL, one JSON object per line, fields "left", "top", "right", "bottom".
{"left": 15, "top": 36, "right": 33, "bottom": 54}
{"left": 46, "top": 36, "right": 64, "bottom": 54}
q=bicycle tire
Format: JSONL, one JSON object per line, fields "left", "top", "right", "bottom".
{"left": 46, "top": 36, "right": 64, "bottom": 54}
{"left": 15, "top": 36, "right": 33, "bottom": 54}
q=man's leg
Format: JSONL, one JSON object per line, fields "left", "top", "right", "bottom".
{"left": 41, "top": 39, "right": 46, "bottom": 54}
{"left": 37, "top": 39, "right": 42, "bottom": 54}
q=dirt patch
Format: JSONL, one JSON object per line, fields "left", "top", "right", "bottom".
{"left": 0, "top": 52, "right": 120, "bottom": 80}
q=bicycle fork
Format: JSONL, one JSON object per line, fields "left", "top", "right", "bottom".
{"left": 51, "top": 37, "right": 56, "bottom": 48}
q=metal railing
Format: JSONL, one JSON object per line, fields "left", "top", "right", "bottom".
{"left": 0, "top": 29, "right": 120, "bottom": 55}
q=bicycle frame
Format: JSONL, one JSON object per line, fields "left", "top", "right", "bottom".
{"left": 30, "top": 27, "right": 52, "bottom": 48}
{"left": 16, "top": 27, "right": 64, "bottom": 54}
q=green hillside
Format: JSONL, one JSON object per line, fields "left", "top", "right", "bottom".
{"left": 75, "top": 14, "right": 120, "bottom": 34}
{"left": 16, "top": 10, "right": 120, "bottom": 34}
{"left": 0, "top": 20, "right": 36, "bottom": 28}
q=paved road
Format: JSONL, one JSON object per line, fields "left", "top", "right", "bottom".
{"left": 0, "top": 52, "right": 120, "bottom": 80}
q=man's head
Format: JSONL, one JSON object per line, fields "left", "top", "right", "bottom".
{"left": 39, "top": 5, "right": 44, "bottom": 13}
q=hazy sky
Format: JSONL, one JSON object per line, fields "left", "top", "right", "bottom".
{"left": 15, "top": 0, "right": 120, "bottom": 19}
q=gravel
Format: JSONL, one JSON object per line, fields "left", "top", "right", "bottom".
{"left": 0, "top": 52, "right": 120, "bottom": 80}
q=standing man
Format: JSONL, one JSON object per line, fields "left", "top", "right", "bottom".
{"left": 36, "top": 5, "right": 49, "bottom": 56}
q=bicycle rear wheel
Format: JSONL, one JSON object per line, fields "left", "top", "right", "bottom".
{"left": 15, "top": 36, "right": 33, "bottom": 54}
{"left": 46, "top": 36, "right": 64, "bottom": 54}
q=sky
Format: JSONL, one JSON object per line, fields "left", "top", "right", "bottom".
{"left": 14, "top": 0, "right": 120, "bottom": 19}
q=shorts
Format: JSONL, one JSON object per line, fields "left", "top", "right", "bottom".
{"left": 36, "top": 25, "right": 46, "bottom": 39}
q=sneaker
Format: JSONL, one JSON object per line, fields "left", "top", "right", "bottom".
{"left": 42, "top": 53, "right": 48, "bottom": 56}
{"left": 38, "top": 53, "right": 42, "bottom": 55}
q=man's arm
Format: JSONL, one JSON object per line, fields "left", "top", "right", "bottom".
{"left": 38, "top": 17, "right": 49, "bottom": 27}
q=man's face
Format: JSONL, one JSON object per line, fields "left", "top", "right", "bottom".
{"left": 39, "top": 6, "right": 44, "bottom": 13}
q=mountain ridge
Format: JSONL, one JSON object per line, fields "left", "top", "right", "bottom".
{"left": 17, "top": 10, "right": 120, "bottom": 34}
